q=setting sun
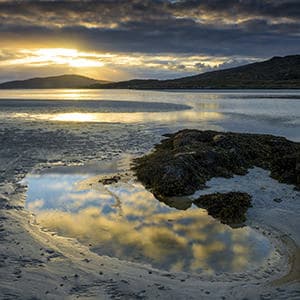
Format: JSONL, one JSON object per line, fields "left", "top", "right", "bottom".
{"left": 26, "top": 48, "right": 105, "bottom": 68}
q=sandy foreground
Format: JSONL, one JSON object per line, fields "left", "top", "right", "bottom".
{"left": 0, "top": 121, "right": 299, "bottom": 299}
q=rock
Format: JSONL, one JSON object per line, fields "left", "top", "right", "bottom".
{"left": 194, "top": 192, "right": 252, "bottom": 225}
{"left": 98, "top": 175, "right": 121, "bottom": 185}
{"left": 213, "top": 134, "right": 225, "bottom": 143}
{"left": 132, "top": 130, "right": 300, "bottom": 197}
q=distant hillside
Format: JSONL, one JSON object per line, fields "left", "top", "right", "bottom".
{"left": 1, "top": 56, "right": 299, "bottom": 90}
{"left": 0, "top": 74, "right": 109, "bottom": 89}
{"left": 90, "top": 55, "right": 300, "bottom": 89}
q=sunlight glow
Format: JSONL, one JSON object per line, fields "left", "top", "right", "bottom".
{"left": 1, "top": 48, "right": 104, "bottom": 68}
{"left": 0, "top": 47, "right": 227, "bottom": 74}
{"left": 52, "top": 113, "right": 98, "bottom": 122}
{"left": 17, "top": 111, "right": 224, "bottom": 123}
{"left": 34, "top": 48, "right": 104, "bottom": 67}
{"left": 35, "top": 48, "right": 78, "bottom": 58}
{"left": 0, "top": 47, "right": 243, "bottom": 82}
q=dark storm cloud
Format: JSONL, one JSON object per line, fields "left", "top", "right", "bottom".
{"left": 1, "top": 1, "right": 299, "bottom": 21}
{"left": 0, "top": 0, "right": 299, "bottom": 62}
{"left": 171, "top": 0, "right": 300, "bottom": 19}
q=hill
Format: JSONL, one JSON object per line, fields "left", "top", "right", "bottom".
{"left": 89, "top": 55, "right": 300, "bottom": 89}
{"left": 0, "top": 74, "right": 109, "bottom": 89}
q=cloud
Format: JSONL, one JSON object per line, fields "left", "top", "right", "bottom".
{"left": 0, "top": 46, "right": 252, "bottom": 81}
{"left": 27, "top": 198, "right": 45, "bottom": 211}
{"left": 0, "top": 0, "right": 298, "bottom": 56}
{"left": 0, "top": 0, "right": 299, "bottom": 80}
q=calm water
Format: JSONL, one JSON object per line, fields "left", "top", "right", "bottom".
{"left": 0, "top": 89, "right": 299, "bottom": 141}
{"left": 4, "top": 89, "right": 298, "bottom": 273}
{"left": 24, "top": 168, "right": 273, "bottom": 274}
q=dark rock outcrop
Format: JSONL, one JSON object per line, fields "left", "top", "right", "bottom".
{"left": 194, "top": 192, "right": 252, "bottom": 225}
{"left": 99, "top": 175, "right": 121, "bottom": 185}
{"left": 132, "top": 130, "right": 300, "bottom": 198}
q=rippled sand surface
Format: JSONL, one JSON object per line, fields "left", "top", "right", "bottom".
{"left": 0, "top": 89, "right": 299, "bottom": 299}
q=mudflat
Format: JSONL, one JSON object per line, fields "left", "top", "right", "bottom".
{"left": 0, "top": 90, "right": 300, "bottom": 299}
{"left": 0, "top": 123, "right": 299, "bottom": 299}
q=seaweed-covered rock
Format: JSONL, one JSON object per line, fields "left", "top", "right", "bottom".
{"left": 194, "top": 192, "right": 252, "bottom": 225}
{"left": 132, "top": 130, "right": 300, "bottom": 197}
{"left": 98, "top": 175, "right": 121, "bottom": 185}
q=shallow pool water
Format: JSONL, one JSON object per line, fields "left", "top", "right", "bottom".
{"left": 24, "top": 168, "right": 274, "bottom": 274}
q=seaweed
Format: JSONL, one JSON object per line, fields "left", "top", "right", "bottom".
{"left": 194, "top": 192, "right": 252, "bottom": 225}
{"left": 132, "top": 130, "right": 300, "bottom": 197}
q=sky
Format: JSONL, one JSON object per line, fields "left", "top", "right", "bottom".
{"left": 0, "top": 0, "right": 299, "bottom": 82}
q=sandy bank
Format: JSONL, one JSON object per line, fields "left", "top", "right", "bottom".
{"left": 0, "top": 124, "right": 299, "bottom": 299}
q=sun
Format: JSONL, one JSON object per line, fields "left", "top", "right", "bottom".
{"left": 34, "top": 48, "right": 104, "bottom": 68}
{"left": 8, "top": 48, "right": 104, "bottom": 68}
{"left": 35, "top": 48, "right": 79, "bottom": 58}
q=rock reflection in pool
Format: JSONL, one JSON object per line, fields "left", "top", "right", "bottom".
{"left": 24, "top": 171, "right": 273, "bottom": 274}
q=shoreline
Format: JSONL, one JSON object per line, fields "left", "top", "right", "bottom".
{"left": 0, "top": 123, "right": 299, "bottom": 299}
{"left": 1, "top": 160, "right": 299, "bottom": 299}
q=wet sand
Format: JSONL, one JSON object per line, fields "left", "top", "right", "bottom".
{"left": 0, "top": 120, "right": 300, "bottom": 299}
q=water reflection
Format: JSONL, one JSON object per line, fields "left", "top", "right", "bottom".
{"left": 1, "top": 89, "right": 299, "bottom": 140}
{"left": 25, "top": 172, "right": 273, "bottom": 274}
{"left": 37, "top": 111, "right": 223, "bottom": 123}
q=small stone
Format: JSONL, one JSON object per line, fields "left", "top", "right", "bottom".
{"left": 213, "top": 134, "right": 225, "bottom": 143}
{"left": 45, "top": 249, "right": 54, "bottom": 254}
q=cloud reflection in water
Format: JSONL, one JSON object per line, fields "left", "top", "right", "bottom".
{"left": 25, "top": 173, "right": 273, "bottom": 274}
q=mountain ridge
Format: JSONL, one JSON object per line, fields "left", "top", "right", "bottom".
{"left": 0, "top": 55, "right": 299, "bottom": 89}
{"left": 90, "top": 55, "right": 300, "bottom": 89}
{"left": 0, "top": 74, "right": 109, "bottom": 89}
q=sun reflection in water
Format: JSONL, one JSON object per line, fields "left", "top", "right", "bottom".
{"left": 20, "top": 110, "right": 224, "bottom": 123}
{"left": 52, "top": 112, "right": 98, "bottom": 122}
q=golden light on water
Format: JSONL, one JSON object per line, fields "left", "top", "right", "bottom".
{"left": 32, "top": 111, "right": 224, "bottom": 123}
{"left": 52, "top": 113, "right": 98, "bottom": 122}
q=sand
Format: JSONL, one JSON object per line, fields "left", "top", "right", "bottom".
{"left": 0, "top": 121, "right": 299, "bottom": 299}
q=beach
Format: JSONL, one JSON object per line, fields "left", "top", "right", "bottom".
{"left": 0, "top": 89, "right": 299, "bottom": 299}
